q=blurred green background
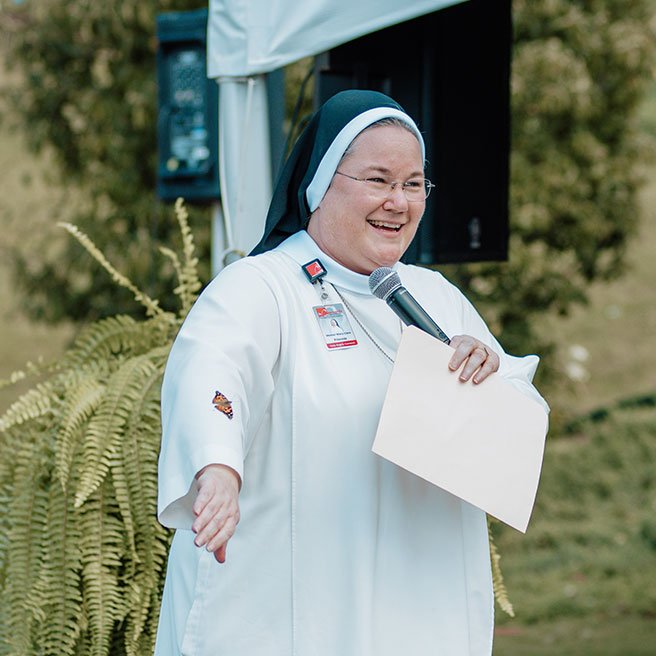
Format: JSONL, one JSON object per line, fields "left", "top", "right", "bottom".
{"left": 1, "top": 1, "right": 656, "bottom": 654}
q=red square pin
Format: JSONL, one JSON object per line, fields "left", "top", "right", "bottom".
{"left": 302, "top": 258, "right": 327, "bottom": 283}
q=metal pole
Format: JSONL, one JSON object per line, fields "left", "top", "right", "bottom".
{"left": 211, "top": 200, "right": 226, "bottom": 277}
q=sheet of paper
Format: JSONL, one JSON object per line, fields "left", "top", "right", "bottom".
{"left": 372, "top": 326, "right": 548, "bottom": 532}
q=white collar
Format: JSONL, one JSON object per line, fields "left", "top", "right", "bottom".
{"left": 275, "top": 230, "right": 400, "bottom": 296}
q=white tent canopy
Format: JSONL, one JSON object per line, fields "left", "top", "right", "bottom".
{"left": 208, "top": 0, "right": 466, "bottom": 77}
{"left": 206, "top": 0, "right": 468, "bottom": 270}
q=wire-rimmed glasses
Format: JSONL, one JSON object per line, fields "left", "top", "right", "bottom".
{"left": 335, "top": 171, "right": 435, "bottom": 201}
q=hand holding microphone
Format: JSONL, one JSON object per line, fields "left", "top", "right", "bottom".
{"left": 368, "top": 267, "right": 499, "bottom": 383}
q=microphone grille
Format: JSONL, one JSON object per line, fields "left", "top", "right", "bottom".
{"left": 369, "top": 267, "right": 402, "bottom": 301}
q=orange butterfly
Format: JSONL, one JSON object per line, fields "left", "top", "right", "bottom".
{"left": 212, "top": 390, "right": 234, "bottom": 420}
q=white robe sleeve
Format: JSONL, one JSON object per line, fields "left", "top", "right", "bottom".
{"left": 157, "top": 259, "right": 281, "bottom": 529}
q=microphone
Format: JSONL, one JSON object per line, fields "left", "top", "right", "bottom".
{"left": 369, "top": 267, "right": 450, "bottom": 344}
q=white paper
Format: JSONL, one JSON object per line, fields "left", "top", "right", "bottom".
{"left": 372, "top": 327, "right": 548, "bottom": 532}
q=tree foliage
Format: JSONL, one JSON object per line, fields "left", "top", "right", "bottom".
{"left": 0, "top": 0, "right": 209, "bottom": 322}
{"left": 0, "top": 199, "right": 200, "bottom": 656}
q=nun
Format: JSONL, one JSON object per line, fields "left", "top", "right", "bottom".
{"left": 155, "top": 89, "right": 548, "bottom": 655}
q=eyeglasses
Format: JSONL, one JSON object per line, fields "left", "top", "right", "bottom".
{"left": 334, "top": 171, "right": 435, "bottom": 201}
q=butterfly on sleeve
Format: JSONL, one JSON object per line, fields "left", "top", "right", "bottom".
{"left": 212, "top": 390, "right": 234, "bottom": 420}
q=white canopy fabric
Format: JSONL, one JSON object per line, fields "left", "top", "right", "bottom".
{"left": 208, "top": 0, "right": 466, "bottom": 77}
{"left": 206, "top": 0, "right": 469, "bottom": 271}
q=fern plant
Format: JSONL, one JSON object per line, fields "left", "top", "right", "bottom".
{"left": 0, "top": 199, "right": 200, "bottom": 656}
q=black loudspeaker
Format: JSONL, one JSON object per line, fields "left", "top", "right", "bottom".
{"left": 156, "top": 9, "right": 220, "bottom": 203}
{"left": 314, "top": 0, "right": 511, "bottom": 264}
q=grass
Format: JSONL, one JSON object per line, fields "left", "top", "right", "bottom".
{"left": 500, "top": 406, "right": 656, "bottom": 607}
{"left": 492, "top": 402, "right": 656, "bottom": 654}
{"left": 495, "top": 615, "right": 656, "bottom": 655}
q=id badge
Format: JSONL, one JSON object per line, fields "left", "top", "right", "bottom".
{"left": 313, "top": 304, "right": 358, "bottom": 350}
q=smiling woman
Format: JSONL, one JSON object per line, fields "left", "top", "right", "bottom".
{"left": 307, "top": 123, "right": 426, "bottom": 274}
{"left": 155, "top": 90, "right": 548, "bottom": 656}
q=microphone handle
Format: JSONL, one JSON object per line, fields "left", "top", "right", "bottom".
{"left": 387, "top": 288, "right": 451, "bottom": 344}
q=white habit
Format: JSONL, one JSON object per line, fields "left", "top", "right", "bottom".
{"left": 156, "top": 230, "right": 547, "bottom": 656}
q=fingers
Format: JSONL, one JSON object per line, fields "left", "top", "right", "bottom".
{"left": 214, "top": 544, "right": 227, "bottom": 564}
{"left": 448, "top": 335, "right": 500, "bottom": 384}
{"left": 192, "top": 481, "right": 216, "bottom": 520}
{"left": 447, "top": 335, "right": 481, "bottom": 378}
{"left": 206, "top": 512, "right": 239, "bottom": 553}
{"left": 193, "top": 498, "right": 239, "bottom": 548}
{"left": 191, "top": 464, "right": 241, "bottom": 563}
{"left": 473, "top": 351, "right": 499, "bottom": 384}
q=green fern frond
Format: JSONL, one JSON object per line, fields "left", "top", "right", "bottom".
{"left": 123, "top": 541, "right": 168, "bottom": 655}
{"left": 78, "top": 479, "right": 127, "bottom": 656}
{"left": 109, "top": 347, "right": 168, "bottom": 566}
{"left": 159, "top": 243, "right": 196, "bottom": 318}
{"left": 124, "top": 587, "right": 161, "bottom": 656}
{"left": 58, "top": 222, "right": 165, "bottom": 318}
{"left": 74, "top": 609, "right": 91, "bottom": 656}
{"left": 24, "top": 570, "right": 49, "bottom": 624}
{"left": 0, "top": 380, "right": 56, "bottom": 432}
{"left": 111, "top": 350, "right": 172, "bottom": 653}
{"left": 117, "top": 425, "right": 170, "bottom": 650}
{"left": 62, "top": 315, "right": 139, "bottom": 369}
{"left": 62, "top": 314, "right": 176, "bottom": 373}
{"left": 0, "top": 356, "right": 49, "bottom": 390}
{"left": 5, "top": 435, "right": 51, "bottom": 653}
{"left": 74, "top": 354, "right": 161, "bottom": 508}
{"left": 159, "top": 243, "right": 185, "bottom": 288}
{"left": 174, "top": 196, "right": 202, "bottom": 316}
{"left": 56, "top": 377, "right": 106, "bottom": 490}
{"left": 36, "top": 479, "right": 83, "bottom": 656}
{"left": 488, "top": 518, "right": 515, "bottom": 618}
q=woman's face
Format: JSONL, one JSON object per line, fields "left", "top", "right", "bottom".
{"left": 307, "top": 125, "right": 425, "bottom": 275}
